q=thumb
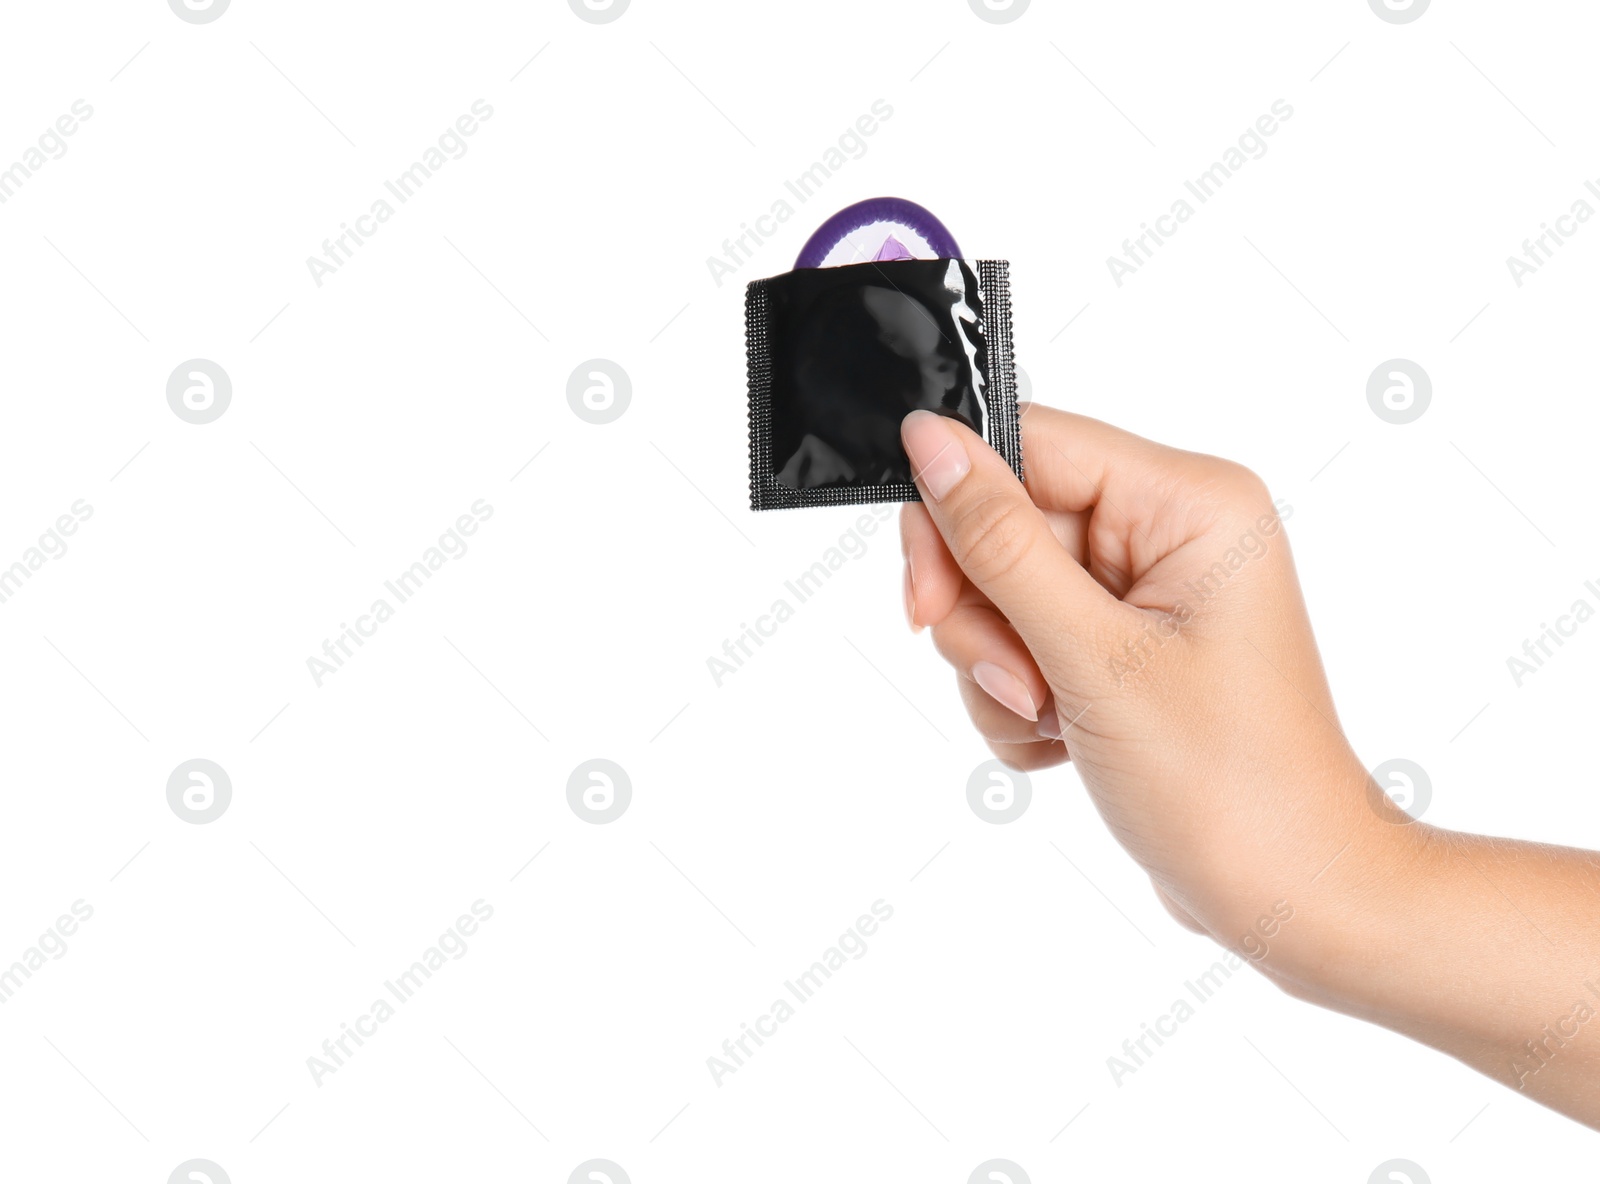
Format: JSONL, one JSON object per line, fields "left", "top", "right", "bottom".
{"left": 901, "top": 409, "right": 1124, "bottom": 677}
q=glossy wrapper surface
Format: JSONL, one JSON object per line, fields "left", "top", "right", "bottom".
{"left": 746, "top": 258, "right": 1022, "bottom": 511}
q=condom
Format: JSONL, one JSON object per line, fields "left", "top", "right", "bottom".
{"left": 746, "top": 198, "right": 1022, "bottom": 511}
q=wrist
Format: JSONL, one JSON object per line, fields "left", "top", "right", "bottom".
{"left": 1201, "top": 759, "right": 1429, "bottom": 1008}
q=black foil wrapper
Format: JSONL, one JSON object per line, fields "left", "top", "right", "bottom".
{"left": 747, "top": 258, "right": 1022, "bottom": 510}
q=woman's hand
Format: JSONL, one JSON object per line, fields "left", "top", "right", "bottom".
{"left": 900, "top": 403, "right": 1375, "bottom": 935}
{"left": 899, "top": 404, "right": 1600, "bottom": 1130}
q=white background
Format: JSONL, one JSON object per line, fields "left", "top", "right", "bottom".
{"left": 1, "top": 0, "right": 1596, "bottom": 1180}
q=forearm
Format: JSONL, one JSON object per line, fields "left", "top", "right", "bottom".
{"left": 1249, "top": 806, "right": 1600, "bottom": 1129}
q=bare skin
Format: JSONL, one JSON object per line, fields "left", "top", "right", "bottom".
{"left": 899, "top": 403, "right": 1600, "bottom": 1130}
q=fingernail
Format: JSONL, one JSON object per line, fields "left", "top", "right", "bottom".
{"left": 903, "top": 563, "right": 922, "bottom": 633}
{"left": 972, "top": 661, "right": 1038, "bottom": 722}
{"left": 902, "top": 410, "right": 970, "bottom": 502}
{"left": 1036, "top": 706, "right": 1062, "bottom": 740}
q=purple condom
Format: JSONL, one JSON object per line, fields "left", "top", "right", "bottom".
{"left": 793, "top": 197, "right": 963, "bottom": 269}
{"left": 746, "top": 198, "right": 1020, "bottom": 511}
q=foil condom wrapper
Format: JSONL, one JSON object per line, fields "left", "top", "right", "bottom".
{"left": 745, "top": 255, "right": 1023, "bottom": 511}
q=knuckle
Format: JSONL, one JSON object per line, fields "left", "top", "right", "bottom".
{"left": 988, "top": 739, "right": 1068, "bottom": 773}
{"left": 987, "top": 739, "right": 1029, "bottom": 769}
{"left": 1219, "top": 460, "right": 1273, "bottom": 509}
{"left": 929, "top": 605, "right": 985, "bottom": 669}
{"left": 957, "top": 677, "right": 1020, "bottom": 743}
{"left": 949, "top": 490, "right": 1033, "bottom": 588}
{"left": 974, "top": 714, "right": 1023, "bottom": 745}
{"left": 966, "top": 696, "right": 1034, "bottom": 746}
{"left": 1193, "top": 456, "right": 1276, "bottom": 523}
